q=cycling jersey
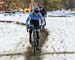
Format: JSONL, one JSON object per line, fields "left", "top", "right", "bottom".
{"left": 25, "top": 12, "right": 45, "bottom": 32}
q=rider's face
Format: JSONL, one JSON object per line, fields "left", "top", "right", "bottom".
{"left": 34, "top": 12, "right": 39, "bottom": 16}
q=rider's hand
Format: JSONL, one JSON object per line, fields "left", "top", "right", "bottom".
{"left": 26, "top": 24, "right": 31, "bottom": 28}
{"left": 26, "top": 24, "right": 30, "bottom": 32}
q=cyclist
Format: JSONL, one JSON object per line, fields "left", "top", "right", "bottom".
{"left": 25, "top": 7, "right": 45, "bottom": 50}
{"left": 39, "top": 6, "right": 47, "bottom": 29}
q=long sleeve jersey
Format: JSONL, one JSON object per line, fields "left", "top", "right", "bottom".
{"left": 25, "top": 12, "right": 45, "bottom": 26}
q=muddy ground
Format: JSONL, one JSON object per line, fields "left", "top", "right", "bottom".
{"left": 25, "top": 29, "right": 49, "bottom": 60}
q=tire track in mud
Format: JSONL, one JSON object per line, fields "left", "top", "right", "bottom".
{"left": 25, "top": 29, "right": 49, "bottom": 60}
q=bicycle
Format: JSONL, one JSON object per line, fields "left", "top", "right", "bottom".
{"left": 27, "top": 25, "right": 40, "bottom": 55}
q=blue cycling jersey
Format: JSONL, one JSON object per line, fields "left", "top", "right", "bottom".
{"left": 25, "top": 12, "right": 45, "bottom": 26}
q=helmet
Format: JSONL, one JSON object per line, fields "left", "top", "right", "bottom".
{"left": 34, "top": 7, "right": 40, "bottom": 13}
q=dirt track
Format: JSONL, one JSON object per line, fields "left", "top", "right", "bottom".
{"left": 25, "top": 29, "right": 49, "bottom": 60}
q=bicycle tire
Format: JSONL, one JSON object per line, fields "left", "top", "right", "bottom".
{"left": 33, "top": 29, "right": 37, "bottom": 55}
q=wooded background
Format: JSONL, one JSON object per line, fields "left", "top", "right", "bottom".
{"left": 0, "top": 0, "right": 75, "bottom": 11}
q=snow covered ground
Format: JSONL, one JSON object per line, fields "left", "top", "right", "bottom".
{"left": 0, "top": 13, "right": 75, "bottom": 60}
{"left": 42, "top": 17, "right": 75, "bottom": 60}
{"left": 42, "top": 17, "right": 75, "bottom": 52}
{"left": 0, "top": 13, "right": 29, "bottom": 23}
{"left": 0, "top": 22, "right": 30, "bottom": 60}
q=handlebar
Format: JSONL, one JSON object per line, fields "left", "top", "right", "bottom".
{"left": 26, "top": 25, "right": 43, "bottom": 32}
